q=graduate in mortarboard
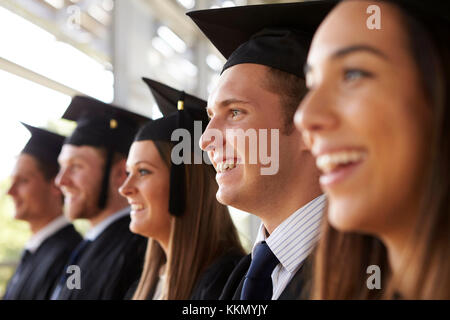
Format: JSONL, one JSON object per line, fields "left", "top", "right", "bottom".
{"left": 187, "top": 2, "right": 334, "bottom": 300}
{"left": 4, "top": 123, "right": 82, "bottom": 300}
{"left": 50, "top": 96, "right": 148, "bottom": 300}
{"left": 119, "top": 78, "right": 245, "bottom": 300}
{"left": 295, "top": 0, "right": 450, "bottom": 299}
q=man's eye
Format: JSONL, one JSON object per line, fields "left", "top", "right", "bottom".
{"left": 343, "top": 69, "right": 373, "bottom": 82}
{"left": 71, "top": 163, "right": 82, "bottom": 169}
{"left": 231, "top": 109, "right": 241, "bottom": 118}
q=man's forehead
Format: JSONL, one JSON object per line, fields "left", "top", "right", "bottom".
{"left": 58, "top": 144, "right": 101, "bottom": 162}
{"left": 207, "top": 65, "right": 268, "bottom": 110}
{"left": 221, "top": 63, "right": 269, "bottom": 83}
{"left": 12, "top": 155, "right": 39, "bottom": 176}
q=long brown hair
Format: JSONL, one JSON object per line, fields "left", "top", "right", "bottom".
{"left": 312, "top": 2, "right": 450, "bottom": 299}
{"left": 133, "top": 141, "right": 245, "bottom": 300}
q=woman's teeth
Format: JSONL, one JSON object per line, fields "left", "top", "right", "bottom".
{"left": 216, "top": 162, "right": 236, "bottom": 173}
{"left": 316, "top": 151, "right": 365, "bottom": 174}
{"left": 131, "top": 204, "right": 144, "bottom": 211}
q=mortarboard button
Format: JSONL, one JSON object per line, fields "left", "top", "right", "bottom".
{"left": 110, "top": 118, "right": 118, "bottom": 129}
{"left": 177, "top": 100, "right": 184, "bottom": 111}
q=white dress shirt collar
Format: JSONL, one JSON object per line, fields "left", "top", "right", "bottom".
{"left": 25, "top": 215, "right": 70, "bottom": 253}
{"left": 253, "top": 194, "right": 327, "bottom": 274}
{"left": 85, "top": 207, "right": 130, "bottom": 241}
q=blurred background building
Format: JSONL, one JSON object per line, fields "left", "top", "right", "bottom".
{"left": 0, "top": 0, "right": 293, "bottom": 296}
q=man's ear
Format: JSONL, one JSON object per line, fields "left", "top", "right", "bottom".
{"left": 111, "top": 158, "right": 128, "bottom": 189}
{"left": 50, "top": 180, "right": 63, "bottom": 197}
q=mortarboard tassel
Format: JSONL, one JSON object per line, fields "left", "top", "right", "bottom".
{"left": 168, "top": 92, "right": 187, "bottom": 216}
{"left": 98, "top": 117, "right": 119, "bottom": 209}
{"left": 98, "top": 148, "right": 113, "bottom": 209}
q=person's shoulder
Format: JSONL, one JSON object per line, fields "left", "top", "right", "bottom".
{"left": 40, "top": 224, "right": 82, "bottom": 253}
{"left": 190, "top": 249, "right": 248, "bottom": 300}
{"left": 278, "top": 254, "right": 314, "bottom": 300}
{"left": 57, "top": 224, "right": 83, "bottom": 243}
{"left": 95, "top": 214, "right": 140, "bottom": 243}
{"left": 209, "top": 249, "right": 247, "bottom": 272}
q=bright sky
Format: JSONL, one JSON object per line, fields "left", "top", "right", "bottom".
{"left": 0, "top": 6, "right": 114, "bottom": 180}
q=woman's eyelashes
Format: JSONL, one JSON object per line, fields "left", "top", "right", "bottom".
{"left": 125, "top": 168, "right": 152, "bottom": 177}
{"left": 343, "top": 68, "right": 374, "bottom": 82}
{"left": 305, "top": 66, "right": 375, "bottom": 90}
{"left": 138, "top": 168, "right": 152, "bottom": 176}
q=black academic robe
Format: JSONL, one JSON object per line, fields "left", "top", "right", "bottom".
{"left": 3, "top": 224, "right": 82, "bottom": 300}
{"left": 190, "top": 249, "right": 245, "bottom": 300}
{"left": 124, "top": 249, "right": 244, "bottom": 300}
{"left": 219, "top": 253, "right": 313, "bottom": 300}
{"left": 55, "top": 214, "right": 147, "bottom": 300}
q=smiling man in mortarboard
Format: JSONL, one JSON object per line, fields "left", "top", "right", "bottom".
{"left": 50, "top": 96, "right": 148, "bottom": 300}
{"left": 4, "top": 123, "right": 82, "bottom": 300}
{"left": 188, "top": 1, "right": 336, "bottom": 300}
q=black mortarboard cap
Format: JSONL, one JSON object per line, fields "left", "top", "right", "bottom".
{"left": 135, "top": 78, "right": 209, "bottom": 216}
{"left": 63, "top": 96, "right": 149, "bottom": 154}
{"left": 187, "top": 1, "right": 337, "bottom": 78}
{"left": 142, "top": 78, "right": 207, "bottom": 118}
{"left": 135, "top": 78, "right": 208, "bottom": 141}
{"left": 20, "top": 122, "right": 65, "bottom": 172}
{"left": 63, "top": 96, "right": 149, "bottom": 209}
{"left": 390, "top": 0, "right": 450, "bottom": 25}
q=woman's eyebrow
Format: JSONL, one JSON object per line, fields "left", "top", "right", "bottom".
{"left": 126, "top": 160, "right": 157, "bottom": 169}
{"left": 331, "top": 44, "right": 389, "bottom": 61}
{"left": 304, "top": 44, "right": 389, "bottom": 76}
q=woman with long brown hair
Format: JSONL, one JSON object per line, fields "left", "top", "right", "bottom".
{"left": 120, "top": 78, "right": 245, "bottom": 300}
{"left": 295, "top": 0, "right": 450, "bottom": 299}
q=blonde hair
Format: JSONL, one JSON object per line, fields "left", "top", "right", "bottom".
{"left": 133, "top": 141, "right": 244, "bottom": 299}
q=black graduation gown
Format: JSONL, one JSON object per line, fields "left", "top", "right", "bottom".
{"left": 55, "top": 214, "right": 147, "bottom": 300}
{"left": 190, "top": 249, "right": 245, "bottom": 300}
{"left": 219, "top": 253, "right": 313, "bottom": 300}
{"left": 124, "top": 249, "right": 244, "bottom": 300}
{"left": 3, "top": 224, "right": 82, "bottom": 300}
